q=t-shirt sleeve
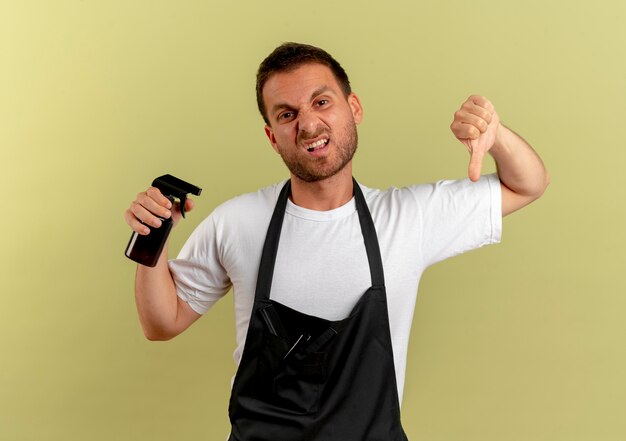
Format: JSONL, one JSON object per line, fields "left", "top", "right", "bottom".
{"left": 168, "top": 214, "right": 232, "bottom": 315}
{"left": 409, "top": 173, "right": 502, "bottom": 267}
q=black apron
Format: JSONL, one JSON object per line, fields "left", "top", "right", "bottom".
{"left": 228, "top": 179, "right": 408, "bottom": 441}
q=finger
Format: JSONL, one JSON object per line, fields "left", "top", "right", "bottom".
{"left": 468, "top": 148, "right": 485, "bottom": 182}
{"left": 171, "top": 197, "right": 195, "bottom": 215}
{"left": 184, "top": 198, "right": 195, "bottom": 213}
{"left": 468, "top": 95, "right": 494, "bottom": 112}
{"left": 459, "top": 112, "right": 490, "bottom": 134}
{"left": 462, "top": 99, "right": 493, "bottom": 124}
{"left": 146, "top": 187, "right": 173, "bottom": 210}
{"left": 124, "top": 208, "right": 151, "bottom": 235}
{"left": 164, "top": 197, "right": 195, "bottom": 228}
{"left": 129, "top": 200, "right": 164, "bottom": 229}
{"left": 138, "top": 189, "right": 172, "bottom": 220}
{"left": 451, "top": 120, "right": 482, "bottom": 140}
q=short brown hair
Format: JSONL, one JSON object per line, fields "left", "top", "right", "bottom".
{"left": 256, "top": 42, "right": 352, "bottom": 124}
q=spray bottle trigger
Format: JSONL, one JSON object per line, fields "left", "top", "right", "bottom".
{"left": 178, "top": 194, "right": 187, "bottom": 218}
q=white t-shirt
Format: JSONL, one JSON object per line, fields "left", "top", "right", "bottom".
{"left": 169, "top": 174, "right": 502, "bottom": 404}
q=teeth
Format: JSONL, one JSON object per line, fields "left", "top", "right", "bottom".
{"left": 306, "top": 139, "right": 328, "bottom": 151}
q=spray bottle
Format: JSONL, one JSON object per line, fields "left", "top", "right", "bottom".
{"left": 125, "top": 174, "right": 202, "bottom": 267}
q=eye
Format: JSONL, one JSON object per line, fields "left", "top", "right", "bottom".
{"left": 278, "top": 111, "right": 296, "bottom": 122}
{"left": 317, "top": 99, "right": 329, "bottom": 107}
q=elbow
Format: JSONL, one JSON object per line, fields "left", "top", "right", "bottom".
{"left": 142, "top": 326, "right": 176, "bottom": 342}
{"left": 525, "top": 167, "right": 551, "bottom": 202}
{"left": 500, "top": 169, "right": 550, "bottom": 216}
{"left": 145, "top": 333, "right": 172, "bottom": 342}
{"left": 527, "top": 170, "right": 550, "bottom": 201}
{"left": 525, "top": 172, "right": 550, "bottom": 207}
{"left": 536, "top": 168, "right": 551, "bottom": 199}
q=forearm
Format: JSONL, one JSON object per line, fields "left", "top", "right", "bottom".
{"left": 490, "top": 124, "right": 550, "bottom": 213}
{"left": 134, "top": 245, "right": 181, "bottom": 340}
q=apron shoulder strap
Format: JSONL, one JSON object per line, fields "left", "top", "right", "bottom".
{"left": 352, "top": 178, "right": 385, "bottom": 287}
{"left": 254, "top": 180, "right": 291, "bottom": 301}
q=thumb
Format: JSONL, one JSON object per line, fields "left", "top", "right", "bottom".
{"left": 468, "top": 147, "right": 485, "bottom": 182}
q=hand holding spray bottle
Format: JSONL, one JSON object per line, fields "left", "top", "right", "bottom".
{"left": 125, "top": 174, "right": 202, "bottom": 267}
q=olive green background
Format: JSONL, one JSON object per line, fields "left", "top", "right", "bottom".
{"left": 1, "top": 1, "right": 624, "bottom": 440}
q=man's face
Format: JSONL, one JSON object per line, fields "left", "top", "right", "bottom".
{"left": 262, "top": 63, "right": 363, "bottom": 183}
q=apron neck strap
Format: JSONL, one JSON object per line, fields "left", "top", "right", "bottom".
{"left": 254, "top": 178, "right": 385, "bottom": 302}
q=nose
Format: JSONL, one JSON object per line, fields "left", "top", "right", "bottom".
{"left": 297, "top": 109, "right": 321, "bottom": 137}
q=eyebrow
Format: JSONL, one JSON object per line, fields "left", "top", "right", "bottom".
{"left": 270, "top": 85, "right": 334, "bottom": 117}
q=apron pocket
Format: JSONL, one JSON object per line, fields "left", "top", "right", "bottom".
{"left": 258, "top": 331, "right": 326, "bottom": 415}
{"left": 273, "top": 350, "right": 326, "bottom": 414}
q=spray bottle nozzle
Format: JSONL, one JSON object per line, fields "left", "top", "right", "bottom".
{"left": 152, "top": 174, "right": 202, "bottom": 218}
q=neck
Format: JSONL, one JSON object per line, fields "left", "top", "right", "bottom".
{"left": 289, "top": 165, "right": 354, "bottom": 211}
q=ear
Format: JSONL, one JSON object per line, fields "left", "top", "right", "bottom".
{"left": 348, "top": 92, "right": 363, "bottom": 124}
{"left": 264, "top": 124, "right": 280, "bottom": 154}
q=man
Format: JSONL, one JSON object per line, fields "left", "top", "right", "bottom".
{"left": 124, "top": 43, "right": 549, "bottom": 440}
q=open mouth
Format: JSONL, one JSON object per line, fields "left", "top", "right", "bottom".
{"left": 305, "top": 138, "right": 329, "bottom": 152}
